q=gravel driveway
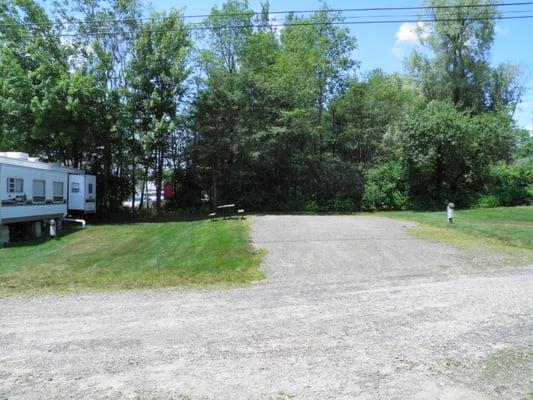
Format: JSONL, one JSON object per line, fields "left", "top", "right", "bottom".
{"left": 1, "top": 215, "right": 532, "bottom": 400}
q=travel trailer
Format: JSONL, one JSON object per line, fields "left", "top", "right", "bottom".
{"left": 0, "top": 152, "right": 96, "bottom": 246}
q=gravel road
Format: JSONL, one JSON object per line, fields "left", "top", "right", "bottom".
{"left": 1, "top": 215, "right": 532, "bottom": 400}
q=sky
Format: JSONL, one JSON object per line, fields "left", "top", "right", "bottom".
{"left": 148, "top": 0, "right": 533, "bottom": 130}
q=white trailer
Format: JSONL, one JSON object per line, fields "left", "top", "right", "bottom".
{"left": 0, "top": 152, "right": 96, "bottom": 246}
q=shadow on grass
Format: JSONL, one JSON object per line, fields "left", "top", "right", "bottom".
{"left": 2, "top": 212, "right": 249, "bottom": 250}
{"left": 86, "top": 211, "right": 212, "bottom": 225}
{"left": 85, "top": 210, "right": 257, "bottom": 225}
{"left": 3, "top": 225, "right": 83, "bottom": 249}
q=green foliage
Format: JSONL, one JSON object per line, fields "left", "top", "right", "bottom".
{"left": 362, "top": 161, "right": 408, "bottom": 211}
{"left": 513, "top": 130, "right": 533, "bottom": 160}
{"left": 330, "top": 198, "right": 357, "bottom": 213}
{"left": 0, "top": 0, "right": 528, "bottom": 214}
{"left": 127, "top": 10, "right": 191, "bottom": 210}
{"left": 478, "top": 163, "right": 533, "bottom": 207}
{"left": 329, "top": 71, "right": 419, "bottom": 166}
{"left": 407, "top": 0, "right": 525, "bottom": 114}
{"left": 474, "top": 194, "right": 501, "bottom": 209}
{"left": 190, "top": 2, "right": 361, "bottom": 211}
{"left": 394, "top": 100, "right": 516, "bottom": 209}
{"left": 304, "top": 201, "right": 320, "bottom": 213}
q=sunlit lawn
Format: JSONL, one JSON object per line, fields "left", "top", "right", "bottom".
{"left": 0, "top": 218, "right": 264, "bottom": 295}
{"left": 385, "top": 207, "right": 533, "bottom": 250}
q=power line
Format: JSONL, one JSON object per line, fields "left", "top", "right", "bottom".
{"left": 341, "top": 8, "right": 533, "bottom": 19}
{"left": 67, "top": 9, "right": 533, "bottom": 28}
{"left": 1, "top": 1, "right": 532, "bottom": 29}
{"left": 1, "top": 14, "right": 531, "bottom": 40}
{"left": 188, "top": 1, "right": 533, "bottom": 17}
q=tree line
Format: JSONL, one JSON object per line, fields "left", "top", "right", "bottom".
{"left": 0, "top": 0, "right": 531, "bottom": 213}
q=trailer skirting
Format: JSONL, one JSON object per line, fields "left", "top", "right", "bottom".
{"left": 1, "top": 213, "right": 65, "bottom": 224}
{"left": 0, "top": 225, "right": 9, "bottom": 248}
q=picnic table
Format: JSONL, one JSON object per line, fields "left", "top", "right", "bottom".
{"left": 209, "top": 204, "right": 245, "bottom": 220}
{"left": 217, "top": 204, "right": 235, "bottom": 219}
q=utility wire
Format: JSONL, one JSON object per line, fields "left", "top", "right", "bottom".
{"left": 167, "top": 1, "right": 533, "bottom": 20}
{"left": 1, "top": 1, "right": 532, "bottom": 29}
{"left": 338, "top": 8, "right": 532, "bottom": 20}
{"left": 344, "top": 8, "right": 533, "bottom": 18}
{"left": 1, "top": 15, "right": 532, "bottom": 40}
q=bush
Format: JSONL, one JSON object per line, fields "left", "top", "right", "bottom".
{"left": 480, "top": 163, "right": 533, "bottom": 207}
{"left": 362, "top": 161, "right": 408, "bottom": 211}
{"left": 304, "top": 200, "right": 320, "bottom": 213}
{"left": 330, "top": 198, "right": 357, "bottom": 213}
{"left": 474, "top": 194, "right": 501, "bottom": 208}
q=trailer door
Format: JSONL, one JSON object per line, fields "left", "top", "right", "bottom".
{"left": 68, "top": 174, "right": 85, "bottom": 211}
{"left": 85, "top": 175, "right": 96, "bottom": 213}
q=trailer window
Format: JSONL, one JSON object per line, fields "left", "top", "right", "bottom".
{"left": 71, "top": 182, "right": 80, "bottom": 193}
{"left": 53, "top": 181, "right": 64, "bottom": 202}
{"left": 88, "top": 183, "right": 94, "bottom": 194}
{"left": 7, "top": 178, "right": 23, "bottom": 193}
{"left": 32, "top": 180, "right": 46, "bottom": 203}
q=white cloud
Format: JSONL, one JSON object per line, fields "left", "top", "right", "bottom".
{"left": 495, "top": 25, "right": 510, "bottom": 35}
{"left": 396, "top": 22, "right": 421, "bottom": 43}
{"left": 392, "top": 22, "right": 430, "bottom": 58}
{"left": 518, "top": 101, "right": 531, "bottom": 109}
{"left": 527, "top": 124, "right": 533, "bottom": 132}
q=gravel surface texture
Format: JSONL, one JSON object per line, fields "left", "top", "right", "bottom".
{"left": 0, "top": 215, "right": 532, "bottom": 400}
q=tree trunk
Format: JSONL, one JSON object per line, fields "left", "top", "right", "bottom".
{"left": 155, "top": 148, "right": 164, "bottom": 211}
{"left": 139, "top": 166, "right": 149, "bottom": 210}
{"left": 212, "top": 166, "right": 218, "bottom": 212}
{"left": 435, "top": 143, "right": 444, "bottom": 194}
{"left": 131, "top": 161, "right": 136, "bottom": 209}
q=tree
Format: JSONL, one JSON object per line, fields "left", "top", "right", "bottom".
{"left": 328, "top": 70, "right": 419, "bottom": 166}
{"left": 2, "top": 0, "right": 529, "bottom": 214}
{"left": 127, "top": 11, "right": 191, "bottom": 211}
{"left": 487, "top": 63, "right": 527, "bottom": 115}
{"left": 190, "top": 1, "right": 256, "bottom": 208}
{"left": 407, "top": 0, "right": 523, "bottom": 114}
{"left": 0, "top": 0, "right": 68, "bottom": 152}
{"left": 278, "top": 8, "right": 357, "bottom": 158}
{"left": 0, "top": 0, "right": 145, "bottom": 212}
{"left": 189, "top": 3, "right": 362, "bottom": 210}
{"left": 394, "top": 100, "right": 515, "bottom": 208}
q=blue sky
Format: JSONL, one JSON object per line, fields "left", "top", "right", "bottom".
{"left": 151, "top": 0, "right": 533, "bottom": 130}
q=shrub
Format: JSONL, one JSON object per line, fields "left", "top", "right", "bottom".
{"left": 480, "top": 163, "right": 533, "bottom": 206}
{"left": 330, "top": 198, "right": 357, "bottom": 213}
{"left": 474, "top": 194, "right": 501, "bottom": 208}
{"left": 304, "top": 200, "right": 320, "bottom": 213}
{"left": 362, "top": 161, "right": 408, "bottom": 211}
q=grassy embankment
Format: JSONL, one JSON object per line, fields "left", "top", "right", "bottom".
{"left": 0, "top": 218, "right": 264, "bottom": 296}
{"left": 385, "top": 207, "right": 533, "bottom": 265}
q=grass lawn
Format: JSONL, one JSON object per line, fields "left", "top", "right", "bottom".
{"left": 384, "top": 207, "right": 533, "bottom": 250}
{"left": 0, "top": 218, "right": 264, "bottom": 295}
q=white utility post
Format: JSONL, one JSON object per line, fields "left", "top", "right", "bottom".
{"left": 447, "top": 202, "right": 455, "bottom": 224}
{"left": 49, "top": 219, "right": 57, "bottom": 238}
